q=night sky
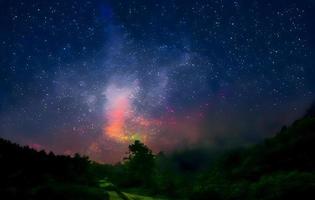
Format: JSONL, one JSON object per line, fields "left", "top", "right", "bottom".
{"left": 1, "top": 0, "right": 315, "bottom": 163}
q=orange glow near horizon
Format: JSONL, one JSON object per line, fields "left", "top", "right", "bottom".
{"left": 104, "top": 96, "right": 130, "bottom": 142}
{"left": 102, "top": 81, "right": 157, "bottom": 143}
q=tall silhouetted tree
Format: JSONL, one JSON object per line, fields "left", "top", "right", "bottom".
{"left": 124, "top": 140, "right": 155, "bottom": 187}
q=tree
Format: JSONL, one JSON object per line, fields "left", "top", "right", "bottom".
{"left": 124, "top": 140, "right": 155, "bottom": 187}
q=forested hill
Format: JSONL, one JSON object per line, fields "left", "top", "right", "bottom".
{"left": 0, "top": 138, "right": 106, "bottom": 200}
{"left": 190, "top": 105, "right": 315, "bottom": 200}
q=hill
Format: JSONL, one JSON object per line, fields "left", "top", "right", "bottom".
{"left": 190, "top": 106, "right": 315, "bottom": 200}
{"left": 0, "top": 138, "right": 106, "bottom": 200}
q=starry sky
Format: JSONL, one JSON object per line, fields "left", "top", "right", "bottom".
{"left": 1, "top": 0, "right": 315, "bottom": 163}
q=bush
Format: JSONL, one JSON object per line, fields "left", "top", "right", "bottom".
{"left": 250, "top": 171, "right": 315, "bottom": 200}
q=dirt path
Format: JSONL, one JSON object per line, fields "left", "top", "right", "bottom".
{"left": 108, "top": 190, "right": 167, "bottom": 200}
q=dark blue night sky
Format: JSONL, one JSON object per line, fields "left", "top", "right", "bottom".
{"left": 1, "top": 0, "right": 315, "bottom": 162}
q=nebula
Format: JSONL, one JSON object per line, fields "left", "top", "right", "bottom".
{"left": 102, "top": 77, "right": 162, "bottom": 144}
{"left": 103, "top": 80, "right": 138, "bottom": 142}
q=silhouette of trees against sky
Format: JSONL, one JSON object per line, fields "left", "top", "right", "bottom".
{"left": 124, "top": 140, "right": 155, "bottom": 187}
{"left": 1, "top": 103, "right": 315, "bottom": 199}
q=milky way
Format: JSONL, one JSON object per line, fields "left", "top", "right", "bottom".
{"left": 0, "top": 0, "right": 315, "bottom": 163}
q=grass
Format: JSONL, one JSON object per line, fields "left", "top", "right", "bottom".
{"left": 99, "top": 179, "right": 170, "bottom": 200}
{"left": 123, "top": 192, "right": 168, "bottom": 200}
{"left": 31, "top": 182, "right": 107, "bottom": 200}
{"left": 108, "top": 191, "right": 168, "bottom": 200}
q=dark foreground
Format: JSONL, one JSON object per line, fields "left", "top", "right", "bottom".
{"left": 1, "top": 104, "right": 315, "bottom": 200}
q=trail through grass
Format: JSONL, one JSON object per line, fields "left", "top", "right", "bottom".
{"left": 108, "top": 191, "right": 167, "bottom": 200}
{"left": 99, "top": 179, "right": 168, "bottom": 200}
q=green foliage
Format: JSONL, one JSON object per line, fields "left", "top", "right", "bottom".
{"left": 249, "top": 171, "right": 315, "bottom": 200}
{"left": 30, "top": 183, "right": 107, "bottom": 200}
